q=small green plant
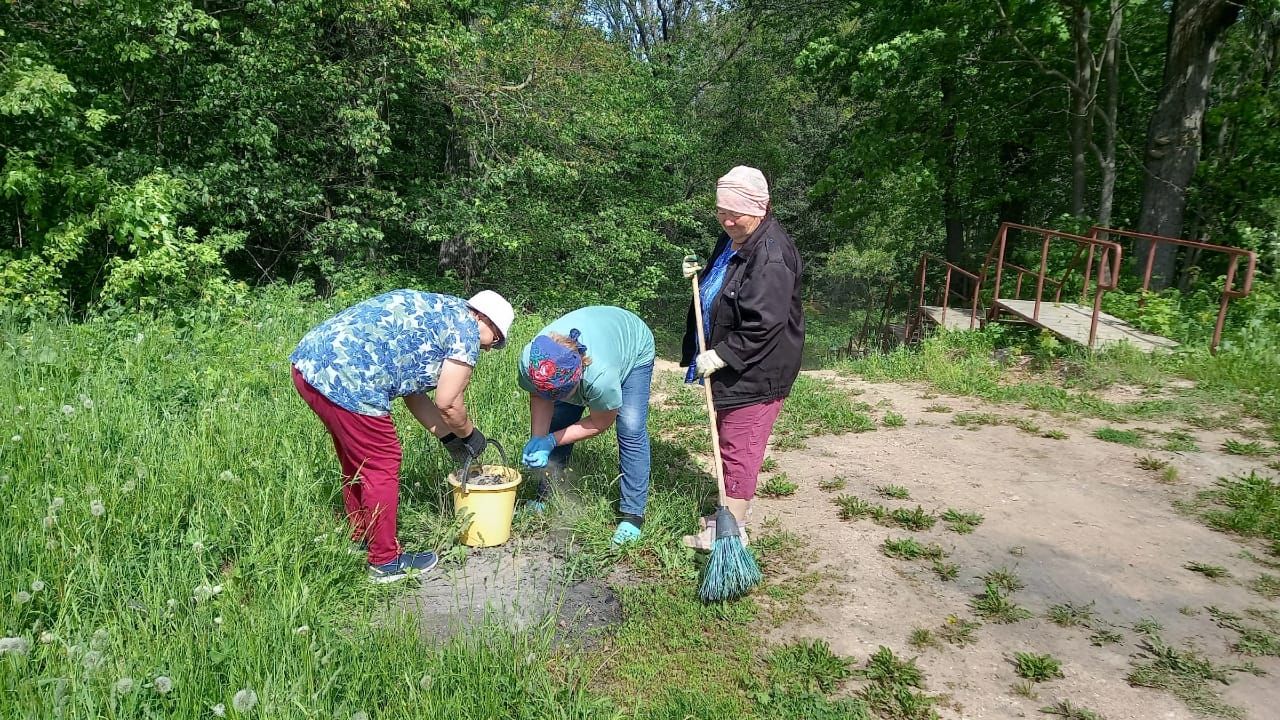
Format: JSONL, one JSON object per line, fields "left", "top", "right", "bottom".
{"left": 1251, "top": 573, "right": 1280, "bottom": 600}
{"left": 908, "top": 628, "right": 939, "bottom": 650}
{"left": 953, "top": 411, "right": 1004, "bottom": 428}
{"left": 1040, "top": 699, "right": 1106, "bottom": 719}
{"left": 887, "top": 506, "right": 936, "bottom": 531}
{"left": 875, "top": 484, "right": 910, "bottom": 499}
{"left": 938, "top": 616, "right": 980, "bottom": 646}
{"left": 817, "top": 476, "right": 847, "bottom": 492}
{"left": 1013, "top": 417, "right": 1043, "bottom": 435}
{"left": 932, "top": 560, "right": 959, "bottom": 581}
{"left": 1222, "top": 439, "right": 1271, "bottom": 456}
{"left": 1041, "top": 429, "right": 1068, "bottom": 440}
{"left": 971, "top": 583, "right": 1031, "bottom": 623}
{"left": 1137, "top": 454, "right": 1170, "bottom": 471}
{"left": 1011, "top": 680, "right": 1039, "bottom": 699}
{"left": 1047, "top": 602, "right": 1096, "bottom": 627}
{"left": 1089, "top": 629, "right": 1123, "bottom": 646}
{"left": 882, "top": 411, "right": 906, "bottom": 428}
{"left": 1014, "top": 652, "right": 1064, "bottom": 682}
{"left": 1159, "top": 466, "right": 1180, "bottom": 484}
{"left": 1132, "top": 617, "right": 1163, "bottom": 636}
{"left": 834, "top": 495, "right": 878, "bottom": 520}
{"left": 856, "top": 647, "right": 937, "bottom": 720}
{"left": 1127, "top": 636, "right": 1257, "bottom": 718}
{"left": 940, "top": 508, "right": 984, "bottom": 534}
{"left": 760, "top": 473, "right": 798, "bottom": 498}
{"left": 766, "top": 638, "right": 853, "bottom": 693}
{"left": 1197, "top": 472, "right": 1280, "bottom": 543}
{"left": 881, "top": 537, "right": 945, "bottom": 560}
{"left": 982, "top": 567, "right": 1025, "bottom": 593}
{"left": 760, "top": 456, "right": 779, "bottom": 472}
{"left": 1093, "top": 427, "right": 1145, "bottom": 447}
{"left": 1160, "top": 430, "right": 1200, "bottom": 453}
{"left": 1184, "top": 561, "right": 1230, "bottom": 580}
{"left": 923, "top": 403, "right": 952, "bottom": 413}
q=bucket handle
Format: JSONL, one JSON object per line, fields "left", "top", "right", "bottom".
{"left": 457, "top": 438, "right": 509, "bottom": 495}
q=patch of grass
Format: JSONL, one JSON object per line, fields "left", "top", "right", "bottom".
{"left": 765, "top": 638, "right": 853, "bottom": 694}
{"left": 1184, "top": 561, "right": 1231, "bottom": 580}
{"left": 1089, "top": 629, "right": 1123, "bottom": 646}
{"left": 833, "top": 495, "right": 878, "bottom": 521}
{"left": 1012, "top": 417, "right": 1043, "bottom": 435}
{"left": 1222, "top": 439, "right": 1271, "bottom": 456}
{"left": 1196, "top": 472, "right": 1280, "bottom": 545}
{"left": 1127, "top": 636, "right": 1257, "bottom": 718}
{"left": 856, "top": 647, "right": 937, "bottom": 720}
{"left": 1013, "top": 652, "right": 1064, "bottom": 682}
{"left": 881, "top": 537, "right": 945, "bottom": 561}
{"left": 1011, "top": 680, "right": 1039, "bottom": 699}
{"left": 772, "top": 376, "right": 877, "bottom": 449}
{"left": 1208, "top": 606, "right": 1280, "bottom": 657}
{"left": 817, "top": 476, "right": 847, "bottom": 492}
{"left": 931, "top": 560, "right": 959, "bottom": 581}
{"left": 759, "top": 473, "right": 798, "bottom": 498}
{"left": 1041, "top": 429, "right": 1068, "bottom": 440}
{"left": 940, "top": 508, "right": 984, "bottom": 534}
{"left": 982, "top": 566, "right": 1025, "bottom": 593}
{"left": 1159, "top": 466, "right": 1181, "bottom": 484}
{"left": 971, "top": 583, "right": 1032, "bottom": 623}
{"left": 882, "top": 411, "right": 907, "bottom": 428}
{"left": 1250, "top": 573, "right": 1280, "bottom": 600}
{"left": 937, "top": 616, "right": 981, "bottom": 646}
{"left": 908, "top": 628, "right": 940, "bottom": 651}
{"left": 1040, "top": 699, "right": 1106, "bottom": 719}
{"left": 887, "top": 506, "right": 936, "bottom": 531}
{"left": 1093, "top": 427, "right": 1145, "bottom": 447}
{"left": 760, "top": 456, "right": 779, "bottom": 473}
{"left": 1047, "top": 602, "right": 1097, "bottom": 627}
{"left": 1137, "top": 454, "right": 1170, "bottom": 471}
{"left": 952, "top": 411, "right": 1004, "bottom": 428}
{"left": 1132, "top": 617, "right": 1163, "bottom": 636}
{"left": 1160, "top": 430, "right": 1200, "bottom": 453}
{"left": 923, "top": 403, "right": 953, "bottom": 413}
{"left": 875, "top": 484, "right": 911, "bottom": 500}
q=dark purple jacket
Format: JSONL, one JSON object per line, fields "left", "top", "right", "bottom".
{"left": 681, "top": 214, "right": 804, "bottom": 410}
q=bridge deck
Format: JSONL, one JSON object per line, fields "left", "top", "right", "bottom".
{"left": 993, "top": 298, "right": 1178, "bottom": 352}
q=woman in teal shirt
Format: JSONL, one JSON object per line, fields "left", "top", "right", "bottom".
{"left": 517, "top": 306, "right": 655, "bottom": 545}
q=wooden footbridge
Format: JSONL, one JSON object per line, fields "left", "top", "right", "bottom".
{"left": 901, "top": 223, "right": 1257, "bottom": 353}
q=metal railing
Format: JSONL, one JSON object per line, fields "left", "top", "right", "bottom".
{"left": 1087, "top": 226, "right": 1257, "bottom": 353}
{"left": 911, "top": 252, "right": 983, "bottom": 334}
{"left": 980, "top": 223, "right": 1122, "bottom": 348}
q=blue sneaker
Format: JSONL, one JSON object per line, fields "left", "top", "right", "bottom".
{"left": 611, "top": 520, "right": 643, "bottom": 546}
{"left": 523, "top": 500, "right": 548, "bottom": 515}
{"left": 367, "top": 551, "right": 438, "bottom": 584}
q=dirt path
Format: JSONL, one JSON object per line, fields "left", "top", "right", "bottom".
{"left": 749, "top": 371, "right": 1279, "bottom": 719}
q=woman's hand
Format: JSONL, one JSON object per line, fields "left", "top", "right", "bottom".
{"left": 682, "top": 255, "right": 703, "bottom": 279}
{"left": 695, "top": 349, "right": 726, "bottom": 377}
{"left": 521, "top": 434, "right": 557, "bottom": 468}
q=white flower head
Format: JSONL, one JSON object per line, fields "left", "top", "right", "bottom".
{"left": 351, "top": 712, "right": 369, "bottom": 720}
{"left": 135, "top": 464, "right": 147, "bottom": 479}
{"left": 232, "top": 687, "right": 258, "bottom": 713}
{"left": 114, "top": 677, "right": 134, "bottom": 695}
{"left": 82, "top": 650, "right": 104, "bottom": 670}
{"left": 9, "top": 434, "right": 20, "bottom": 443}
{"left": 134, "top": 333, "right": 145, "bottom": 344}
{"left": 50, "top": 497, "right": 65, "bottom": 510}
{"left": 39, "top": 631, "right": 56, "bottom": 644}
{"left": 218, "top": 470, "right": 236, "bottom": 483}
{"left": 213, "top": 616, "right": 223, "bottom": 626}
{"left": 293, "top": 625, "right": 310, "bottom": 636}
{"left": 0, "top": 636, "right": 30, "bottom": 656}
{"left": 30, "top": 579, "right": 44, "bottom": 593}
{"left": 61, "top": 404, "right": 75, "bottom": 416}
{"left": 418, "top": 674, "right": 433, "bottom": 691}
{"left": 14, "top": 591, "right": 31, "bottom": 605}
{"left": 42, "top": 515, "right": 56, "bottom": 530}
{"left": 152, "top": 675, "right": 172, "bottom": 694}
{"left": 79, "top": 395, "right": 93, "bottom": 409}
{"left": 122, "top": 480, "right": 136, "bottom": 493}
{"left": 192, "top": 541, "right": 205, "bottom": 554}
{"left": 45, "top": 539, "right": 57, "bottom": 551}
{"left": 192, "top": 583, "right": 223, "bottom": 603}
{"left": 167, "top": 598, "right": 177, "bottom": 609}
{"left": 90, "top": 500, "right": 105, "bottom": 517}
{"left": 212, "top": 703, "right": 227, "bottom": 717}
{"left": 91, "top": 628, "right": 109, "bottom": 649}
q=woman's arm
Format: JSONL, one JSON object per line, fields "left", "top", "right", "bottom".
{"left": 553, "top": 409, "right": 618, "bottom": 445}
{"left": 405, "top": 359, "right": 475, "bottom": 437}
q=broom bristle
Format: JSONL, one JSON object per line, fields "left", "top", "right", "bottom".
{"left": 699, "top": 535, "right": 762, "bottom": 602}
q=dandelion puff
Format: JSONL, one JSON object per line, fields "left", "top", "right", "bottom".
{"left": 232, "top": 688, "right": 258, "bottom": 713}
{"left": 90, "top": 500, "right": 105, "bottom": 517}
{"left": 10, "top": 434, "right": 20, "bottom": 443}
{"left": 122, "top": 480, "right": 136, "bottom": 493}
{"left": 293, "top": 625, "right": 310, "bottom": 636}
{"left": 212, "top": 703, "right": 227, "bottom": 717}
{"left": 135, "top": 465, "right": 147, "bottom": 479}
{"left": 213, "top": 616, "right": 223, "bottom": 626}
{"left": 79, "top": 395, "right": 93, "bottom": 409}
{"left": 91, "top": 628, "right": 109, "bottom": 649}
{"left": 14, "top": 591, "right": 31, "bottom": 605}
{"left": 114, "top": 677, "right": 134, "bottom": 695}
{"left": 82, "top": 650, "right": 104, "bottom": 670}
{"left": 152, "top": 675, "right": 172, "bottom": 694}
{"left": 61, "top": 404, "right": 75, "bottom": 416}
{"left": 134, "top": 333, "right": 144, "bottom": 344}
{"left": 44, "top": 539, "right": 57, "bottom": 551}
{"left": 30, "top": 580, "right": 44, "bottom": 593}
{"left": 418, "top": 674, "right": 433, "bottom": 691}
{"left": 39, "top": 631, "right": 56, "bottom": 644}
{"left": 0, "top": 636, "right": 30, "bottom": 656}
{"left": 351, "top": 712, "right": 368, "bottom": 720}
{"left": 192, "top": 541, "right": 205, "bottom": 554}
{"left": 42, "top": 515, "right": 56, "bottom": 530}
{"left": 50, "top": 497, "right": 65, "bottom": 510}
{"left": 218, "top": 470, "right": 235, "bottom": 483}
{"left": 167, "top": 598, "right": 177, "bottom": 609}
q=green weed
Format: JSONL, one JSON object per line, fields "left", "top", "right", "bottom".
{"left": 1040, "top": 699, "right": 1106, "bottom": 719}
{"left": 760, "top": 456, "right": 779, "bottom": 473}
{"left": 1250, "top": 573, "right": 1280, "bottom": 599}
{"left": 772, "top": 376, "right": 876, "bottom": 449}
{"left": 940, "top": 508, "right": 984, "bottom": 534}
{"left": 882, "top": 411, "right": 907, "bottom": 428}
{"left": 971, "top": 583, "right": 1031, "bottom": 623}
{"left": 1132, "top": 618, "right": 1163, "bottom": 636}
{"left": 1223, "top": 439, "right": 1271, "bottom": 456}
{"left": 1047, "top": 602, "right": 1096, "bottom": 627}
{"left": 1160, "top": 466, "right": 1181, "bottom": 484}
{"left": 953, "top": 411, "right": 1004, "bottom": 428}
{"left": 908, "top": 628, "right": 939, "bottom": 651}
{"left": 923, "top": 404, "right": 953, "bottom": 413}
{"left": 888, "top": 506, "right": 936, "bottom": 531}
{"left": 1196, "top": 472, "right": 1280, "bottom": 545}
{"left": 817, "top": 476, "right": 847, "bottom": 492}
{"left": 937, "top": 617, "right": 981, "bottom": 646}
{"left": 1127, "top": 637, "right": 1258, "bottom": 718}
{"left": 834, "top": 495, "right": 878, "bottom": 521}
{"left": 875, "top": 484, "right": 911, "bottom": 500}
{"left": 759, "top": 474, "right": 798, "bottom": 498}
{"left": 1014, "top": 652, "right": 1064, "bottom": 682}
{"left": 931, "top": 560, "right": 959, "bottom": 581}
{"left": 856, "top": 647, "right": 937, "bottom": 720}
{"left": 766, "top": 639, "right": 853, "bottom": 693}
{"left": 982, "top": 567, "right": 1025, "bottom": 593}
{"left": 1184, "top": 561, "right": 1231, "bottom": 580}
{"left": 1093, "top": 427, "right": 1145, "bottom": 447}
{"left": 882, "top": 537, "right": 945, "bottom": 561}
{"left": 1041, "top": 429, "right": 1069, "bottom": 440}
{"left": 1011, "top": 680, "right": 1039, "bottom": 699}
{"left": 1137, "top": 454, "right": 1170, "bottom": 471}
{"left": 1089, "top": 629, "right": 1123, "bottom": 646}
{"left": 1160, "top": 430, "right": 1200, "bottom": 453}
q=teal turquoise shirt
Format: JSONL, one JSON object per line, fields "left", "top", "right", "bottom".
{"left": 518, "top": 306, "right": 655, "bottom": 411}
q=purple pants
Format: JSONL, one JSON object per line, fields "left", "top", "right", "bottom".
{"left": 717, "top": 398, "right": 785, "bottom": 500}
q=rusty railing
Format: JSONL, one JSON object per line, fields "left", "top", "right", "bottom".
{"left": 1086, "top": 226, "right": 1257, "bottom": 353}
{"left": 911, "top": 252, "right": 983, "bottom": 335}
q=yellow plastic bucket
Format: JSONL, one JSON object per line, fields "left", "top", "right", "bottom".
{"left": 447, "top": 463, "right": 523, "bottom": 547}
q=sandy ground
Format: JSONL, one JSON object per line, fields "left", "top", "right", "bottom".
{"left": 754, "top": 371, "right": 1280, "bottom": 719}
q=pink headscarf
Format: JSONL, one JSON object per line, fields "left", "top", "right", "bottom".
{"left": 716, "top": 165, "right": 770, "bottom": 217}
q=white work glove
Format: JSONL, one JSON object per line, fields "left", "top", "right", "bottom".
{"left": 695, "top": 349, "right": 727, "bottom": 378}
{"left": 682, "top": 254, "right": 703, "bottom": 279}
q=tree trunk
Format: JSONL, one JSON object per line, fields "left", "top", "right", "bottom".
{"left": 1136, "top": 0, "right": 1240, "bottom": 289}
{"left": 1069, "top": 1, "right": 1093, "bottom": 218}
{"left": 1095, "top": 0, "right": 1122, "bottom": 230}
{"left": 941, "top": 75, "right": 965, "bottom": 269}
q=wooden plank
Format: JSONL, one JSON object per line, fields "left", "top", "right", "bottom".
{"left": 920, "top": 306, "right": 978, "bottom": 331}
{"left": 994, "top": 299, "right": 1179, "bottom": 352}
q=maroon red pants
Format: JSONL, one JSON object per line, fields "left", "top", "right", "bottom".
{"left": 716, "top": 397, "right": 785, "bottom": 500}
{"left": 292, "top": 366, "right": 401, "bottom": 565}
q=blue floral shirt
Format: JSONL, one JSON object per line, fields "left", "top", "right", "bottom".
{"left": 290, "top": 290, "right": 480, "bottom": 416}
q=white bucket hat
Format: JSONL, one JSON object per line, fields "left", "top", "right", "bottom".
{"left": 467, "top": 290, "right": 514, "bottom": 349}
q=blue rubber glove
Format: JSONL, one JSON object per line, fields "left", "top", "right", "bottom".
{"left": 521, "top": 434, "right": 557, "bottom": 468}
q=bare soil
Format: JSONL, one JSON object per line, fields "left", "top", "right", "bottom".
{"left": 755, "top": 370, "right": 1280, "bottom": 719}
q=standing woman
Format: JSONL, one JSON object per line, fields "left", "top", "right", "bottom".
{"left": 681, "top": 166, "right": 804, "bottom": 549}
{"left": 291, "top": 289, "right": 514, "bottom": 583}
{"left": 516, "top": 306, "right": 656, "bottom": 545}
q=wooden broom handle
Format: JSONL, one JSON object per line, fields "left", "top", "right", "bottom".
{"left": 690, "top": 272, "right": 729, "bottom": 507}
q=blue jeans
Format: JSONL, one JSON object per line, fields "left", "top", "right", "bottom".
{"left": 547, "top": 360, "right": 653, "bottom": 517}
